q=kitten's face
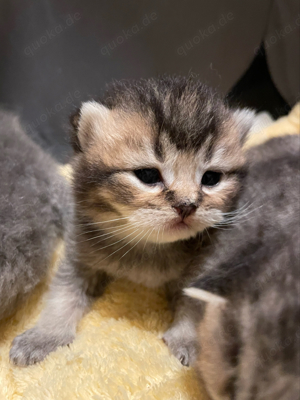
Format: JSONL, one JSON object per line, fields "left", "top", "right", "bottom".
{"left": 72, "top": 79, "right": 252, "bottom": 244}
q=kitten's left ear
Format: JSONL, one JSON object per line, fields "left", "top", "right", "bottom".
{"left": 69, "top": 107, "right": 82, "bottom": 152}
{"left": 232, "top": 108, "right": 256, "bottom": 143}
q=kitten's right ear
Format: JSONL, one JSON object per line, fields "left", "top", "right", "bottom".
{"left": 69, "top": 101, "right": 111, "bottom": 152}
{"left": 232, "top": 108, "right": 256, "bottom": 144}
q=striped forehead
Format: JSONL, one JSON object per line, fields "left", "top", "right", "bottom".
{"left": 158, "top": 133, "right": 200, "bottom": 185}
{"left": 158, "top": 129, "right": 244, "bottom": 185}
{"left": 84, "top": 105, "right": 243, "bottom": 176}
{"left": 86, "top": 109, "right": 159, "bottom": 168}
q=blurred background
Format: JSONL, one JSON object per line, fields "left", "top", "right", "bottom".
{"left": 0, "top": 0, "right": 299, "bottom": 163}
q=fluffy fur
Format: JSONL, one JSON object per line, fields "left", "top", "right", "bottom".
{"left": 10, "top": 77, "right": 255, "bottom": 366}
{"left": 0, "top": 110, "right": 72, "bottom": 321}
{"left": 188, "top": 135, "right": 300, "bottom": 400}
{"left": 0, "top": 119, "right": 297, "bottom": 400}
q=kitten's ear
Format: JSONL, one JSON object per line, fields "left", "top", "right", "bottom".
{"left": 232, "top": 108, "right": 256, "bottom": 143}
{"left": 184, "top": 287, "right": 227, "bottom": 306}
{"left": 69, "top": 101, "right": 111, "bottom": 152}
{"left": 69, "top": 107, "right": 82, "bottom": 152}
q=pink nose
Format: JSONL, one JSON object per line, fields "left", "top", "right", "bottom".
{"left": 173, "top": 203, "right": 197, "bottom": 219}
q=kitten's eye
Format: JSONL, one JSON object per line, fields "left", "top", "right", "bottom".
{"left": 201, "top": 171, "right": 221, "bottom": 186}
{"left": 134, "top": 168, "right": 162, "bottom": 184}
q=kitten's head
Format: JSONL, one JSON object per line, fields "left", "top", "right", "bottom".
{"left": 71, "top": 77, "right": 254, "bottom": 243}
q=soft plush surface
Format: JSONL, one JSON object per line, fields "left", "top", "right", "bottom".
{"left": 245, "top": 102, "right": 300, "bottom": 148}
{"left": 1, "top": 104, "right": 299, "bottom": 400}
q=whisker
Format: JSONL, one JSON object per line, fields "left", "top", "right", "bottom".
{"left": 75, "top": 222, "right": 133, "bottom": 237}
{"left": 218, "top": 204, "right": 254, "bottom": 224}
{"left": 212, "top": 225, "right": 234, "bottom": 231}
{"left": 200, "top": 231, "right": 205, "bottom": 246}
{"left": 159, "top": 225, "right": 165, "bottom": 247}
{"left": 216, "top": 203, "right": 265, "bottom": 228}
{"left": 74, "top": 216, "right": 130, "bottom": 227}
{"left": 98, "top": 229, "right": 145, "bottom": 264}
{"left": 89, "top": 222, "right": 142, "bottom": 247}
{"left": 221, "top": 203, "right": 260, "bottom": 219}
{"left": 155, "top": 226, "right": 161, "bottom": 249}
{"left": 118, "top": 229, "right": 150, "bottom": 261}
{"left": 77, "top": 221, "right": 140, "bottom": 242}
{"left": 91, "top": 228, "right": 140, "bottom": 252}
{"left": 221, "top": 201, "right": 252, "bottom": 216}
{"left": 142, "top": 227, "right": 155, "bottom": 252}
{"left": 205, "top": 228, "right": 212, "bottom": 244}
{"left": 224, "top": 206, "right": 263, "bottom": 223}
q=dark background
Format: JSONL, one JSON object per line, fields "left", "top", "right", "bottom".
{"left": 0, "top": 0, "right": 298, "bottom": 163}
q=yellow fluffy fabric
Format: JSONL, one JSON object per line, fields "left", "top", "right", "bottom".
{"left": 1, "top": 104, "right": 299, "bottom": 400}
{"left": 244, "top": 103, "right": 300, "bottom": 148}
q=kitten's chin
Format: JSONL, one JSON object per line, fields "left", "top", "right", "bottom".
{"left": 161, "top": 231, "right": 198, "bottom": 243}
{"left": 152, "top": 221, "right": 200, "bottom": 244}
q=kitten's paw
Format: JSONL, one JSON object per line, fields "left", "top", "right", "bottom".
{"left": 10, "top": 327, "right": 74, "bottom": 366}
{"left": 163, "top": 327, "right": 198, "bottom": 367}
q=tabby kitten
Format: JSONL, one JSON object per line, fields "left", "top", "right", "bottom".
{"left": 186, "top": 135, "right": 300, "bottom": 400}
{"left": 10, "top": 77, "right": 254, "bottom": 366}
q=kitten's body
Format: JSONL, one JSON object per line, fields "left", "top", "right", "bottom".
{"left": 188, "top": 135, "right": 300, "bottom": 400}
{"left": 10, "top": 77, "right": 254, "bottom": 366}
{"left": 0, "top": 110, "right": 72, "bottom": 321}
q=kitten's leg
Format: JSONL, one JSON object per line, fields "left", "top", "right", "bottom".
{"left": 10, "top": 257, "right": 110, "bottom": 366}
{"left": 163, "top": 281, "right": 202, "bottom": 366}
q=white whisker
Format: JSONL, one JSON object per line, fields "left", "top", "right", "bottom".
{"left": 142, "top": 227, "right": 155, "bottom": 252}
{"left": 98, "top": 229, "right": 145, "bottom": 264}
{"left": 75, "top": 222, "right": 137, "bottom": 237}
{"left": 92, "top": 228, "right": 140, "bottom": 252}
{"left": 221, "top": 201, "right": 252, "bottom": 216}
{"left": 78, "top": 221, "right": 140, "bottom": 244}
{"left": 155, "top": 226, "right": 161, "bottom": 249}
{"left": 205, "top": 228, "right": 212, "bottom": 244}
{"left": 118, "top": 229, "right": 150, "bottom": 261}
{"left": 216, "top": 203, "right": 265, "bottom": 228}
{"left": 160, "top": 225, "right": 165, "bottom": 245}
{"left": 75, "top": 216, "right": 129, "bottom": 227}
{"left": 89, "top": 222, "right": 142, "bottom": 248}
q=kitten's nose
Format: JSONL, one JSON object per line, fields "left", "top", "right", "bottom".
{"left": 173, "top": 203, "right": 197, "bottom": 219}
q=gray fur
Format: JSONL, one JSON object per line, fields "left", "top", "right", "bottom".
{"left": 190, "top": 135, "right": 300, "bottom": 400}
{"left": 0, "top": 109, "right": 72, "bottom": 321}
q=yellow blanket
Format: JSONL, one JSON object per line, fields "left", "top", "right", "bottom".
{"left": 1, "top": 104, "right": 299, "bottom": 400}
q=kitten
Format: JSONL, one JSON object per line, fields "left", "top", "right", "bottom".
{"left": 185, "top": 135, "right": 300, "bottom": 400}
{"left": 0, "top": 109, "right": 72, "bottom": 321}
{"left": 10, "top": 76, "right": 255, "bottom": 366}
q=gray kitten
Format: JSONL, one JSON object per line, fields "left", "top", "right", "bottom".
{"left": 186, "top": 135, "right": 300, "bottom": 400}
{"left": 0, "top": 109, "right": 72, "bottom": 321}
{"left": 10, "top": 77, "right": 255, "bottom": 366}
